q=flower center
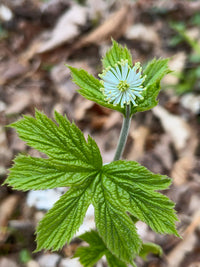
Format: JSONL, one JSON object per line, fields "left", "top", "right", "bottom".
{"left": 117, "top": 80, "right": 130, "bottom": 92}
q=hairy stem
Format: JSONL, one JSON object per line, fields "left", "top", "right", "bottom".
{"left": 113, "top": 105, "right": 131, "bottom": 161}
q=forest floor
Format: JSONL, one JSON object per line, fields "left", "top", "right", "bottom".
{"left": 0, "top": 0, "right": 200, "bottom": 266}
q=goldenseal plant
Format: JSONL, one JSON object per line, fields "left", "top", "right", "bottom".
{"left": 99, "top": 60, "right": 146, "bottom": 107}
{"left": 4, "top": 40, "right": 179, "bottom": 267}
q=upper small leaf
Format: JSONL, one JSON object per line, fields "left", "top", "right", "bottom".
{"left": 68, "top": 66, "right": 125, "bottom": 115}
{"left": 102, "top": 39, "right": 133, "bottom": 69}
{"left": 131, "top": 58, "right": 171, "bottom": 115}
{"left": 67, "top": 40, "right": 133, "bottom": 116}
{"left": 68, "top": 43, "right": 170, "bottom": 116}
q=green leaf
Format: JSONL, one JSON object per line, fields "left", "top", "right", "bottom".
{"left": 67, "top": 66, "right": 125, "bottom": 115}
{"left": 131, "top": 58, "right": 171, "bottom": 115}
{"left": 9, "top": 110, "right": 102, "bottom": 167}
{"left": 6, "top": 155, "right": 99, "bottom": 190}
{"left": 101, "top": 161, "right": 179, "bottom": 237}
{"left": 139, "top": 242, "right": 163, "bottom": 261}
{"left": 102, "top": 39, "right": 133, "bottom": 69}
{"left": 5, "top": 109, "right": 178, "bottom": 259}
{"left": 74, "top": 230, "right": 128, "bottom": 267}
{"left": 36, "top": 184, "right": 91, "bottom": 251}
{"left": 106, "top": 252, "right": 132, "bottom": 267}
{"left": 5, "top": 110, "right": 102, "bottom": 190}
{"left": 92, "top": 176, "right": 142, "bottom": 264}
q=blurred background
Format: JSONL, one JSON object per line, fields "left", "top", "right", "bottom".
{"left": 0, "top": 0, "right": 200, "bottom": 266}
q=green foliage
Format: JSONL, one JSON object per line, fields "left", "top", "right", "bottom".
{"left": 19, "top": 249, "right": 31, "bottom": 263}
{"left": 4, "top": 40, "right": 179, "bottom": 267}
{"left": 102, "top": 39, "right": 133, "bottom": 69}
{"left": 139, "top": 242, "right": 162, "bottom": 261}
{"left": 5, "top": 110, "right": 102, "bottom": 190}
{"left": 131, "top": 58, "right": 171, "bottom": 115}
{"left": 169, "top": 21, "right": 200, "bottom": 94}
{"left": 190, "top": 12, "right": 200, "bottom": 26}
{"left": 92, "top": 179, "right": 141, "bottom": 263}
{"left": 170, "top": 22, "right": 200, "bottom": 55}
{"left": 68, "top": 41, "right": 169, "bottom": 116}
{"left": 0, "top": 23, "right": 8, "bottom": 39}
{"left": 36, "top": 185, "right": 92, "bottom": 251}
{"left": 74, "top": 231, "right": 163, "bottom": 267}
{"left": 5, "top": 110, "right": 178, "bottom": 264}
{"left": 101, "top": 161, "right": 179, "bottom": 236}
{"left": 74, "top": 230, "right": 128, "bottom": 267}
{"left": 67, "top": 66, "right": 125, "bottom": 115}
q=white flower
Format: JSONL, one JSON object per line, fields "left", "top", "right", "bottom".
{"left": 99, "top": 60, "right": 146, "bottom": 107}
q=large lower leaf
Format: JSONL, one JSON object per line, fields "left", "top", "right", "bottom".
{"left": 101, "top": 161, "right": 179, "bottom": 236}
{"left": 36, "top": 185, "right": 91, "bottom": 251}
{"left": 5, "top": 111, "right": 102, "bottom": 190}
{"left": 9, "top": 110, "right": 102, "bottom": 169}
{"left": 92, "top": 179, "right": 142, "bottom": 264}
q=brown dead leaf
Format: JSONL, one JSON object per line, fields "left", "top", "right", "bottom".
{"left": 0, "top": 59, "right": 28, "bottom": 85}
{"left": 162, "top": 52, "right": 186, "bottom": 86}
{"left": 125, "top": 23, "right": 160, "bottom": 46}
{"left": 153, "top": 105, "right": 192, "bottom": 155}
{"left": 74, "top": 96, "right": 94, "bottom": 121}
{"left": 104, "top": 112, "right": 121, "bottom": 130}
{"left": 127, "top": 125, "right": 150, "bottom": 161}
{"left": 63, "top": 242, "right": 80, "bottom": 257}
{"left": 171, "top": 156, "right": 195, "bottom": 186}
{"left": 0, "top": 258, "right": 19, "bottom": 267}
{"left": 166, "top": 210, "right": 200, "bottom": 267}
{"left": 0, "top": 125, "right": 12, "bottom": 165}
{"left": 50, "top": 62, "right": 78, "bottom": 102}
{"left": 26, "top": 260, "right": 40, "bottom": 267}
{"left": 37, "top": 5, "right": 88, "bottom": 53}
{"left": 5, "top": 90, "right": 32, "bottom": 115}
{"left": 91, "top": 115, "right": 108, "bottom": 130}
{"left": 5, "top": 86, "right": 41, "bottom": 115}
{"left": 0, "top": 195, "right": 20, "bottom": 242}
{"left": 75, "top": 4, "right": 133, "bottom": 49}
{"left": 188, "top": 263, "right": 200, "bottom": 267}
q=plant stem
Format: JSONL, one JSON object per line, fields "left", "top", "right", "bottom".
{"left": 113, "top": 105, "right": 131, "bottom": 161}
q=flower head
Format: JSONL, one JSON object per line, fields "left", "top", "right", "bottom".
{"left": 99, "top": 60, "right": 146, "bottom": 107}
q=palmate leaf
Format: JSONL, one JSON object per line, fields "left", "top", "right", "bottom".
{"left": 5, "top": 110, "right": 178, "bottom": 264}
{"left": 101, "top": 161, "right": 179, "bottom": 237}
{"left": 74, "top": 230, "right": 128, "bottom": 267}
{"left": 5, "top": 110, "right": 102, "bottom": 190}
